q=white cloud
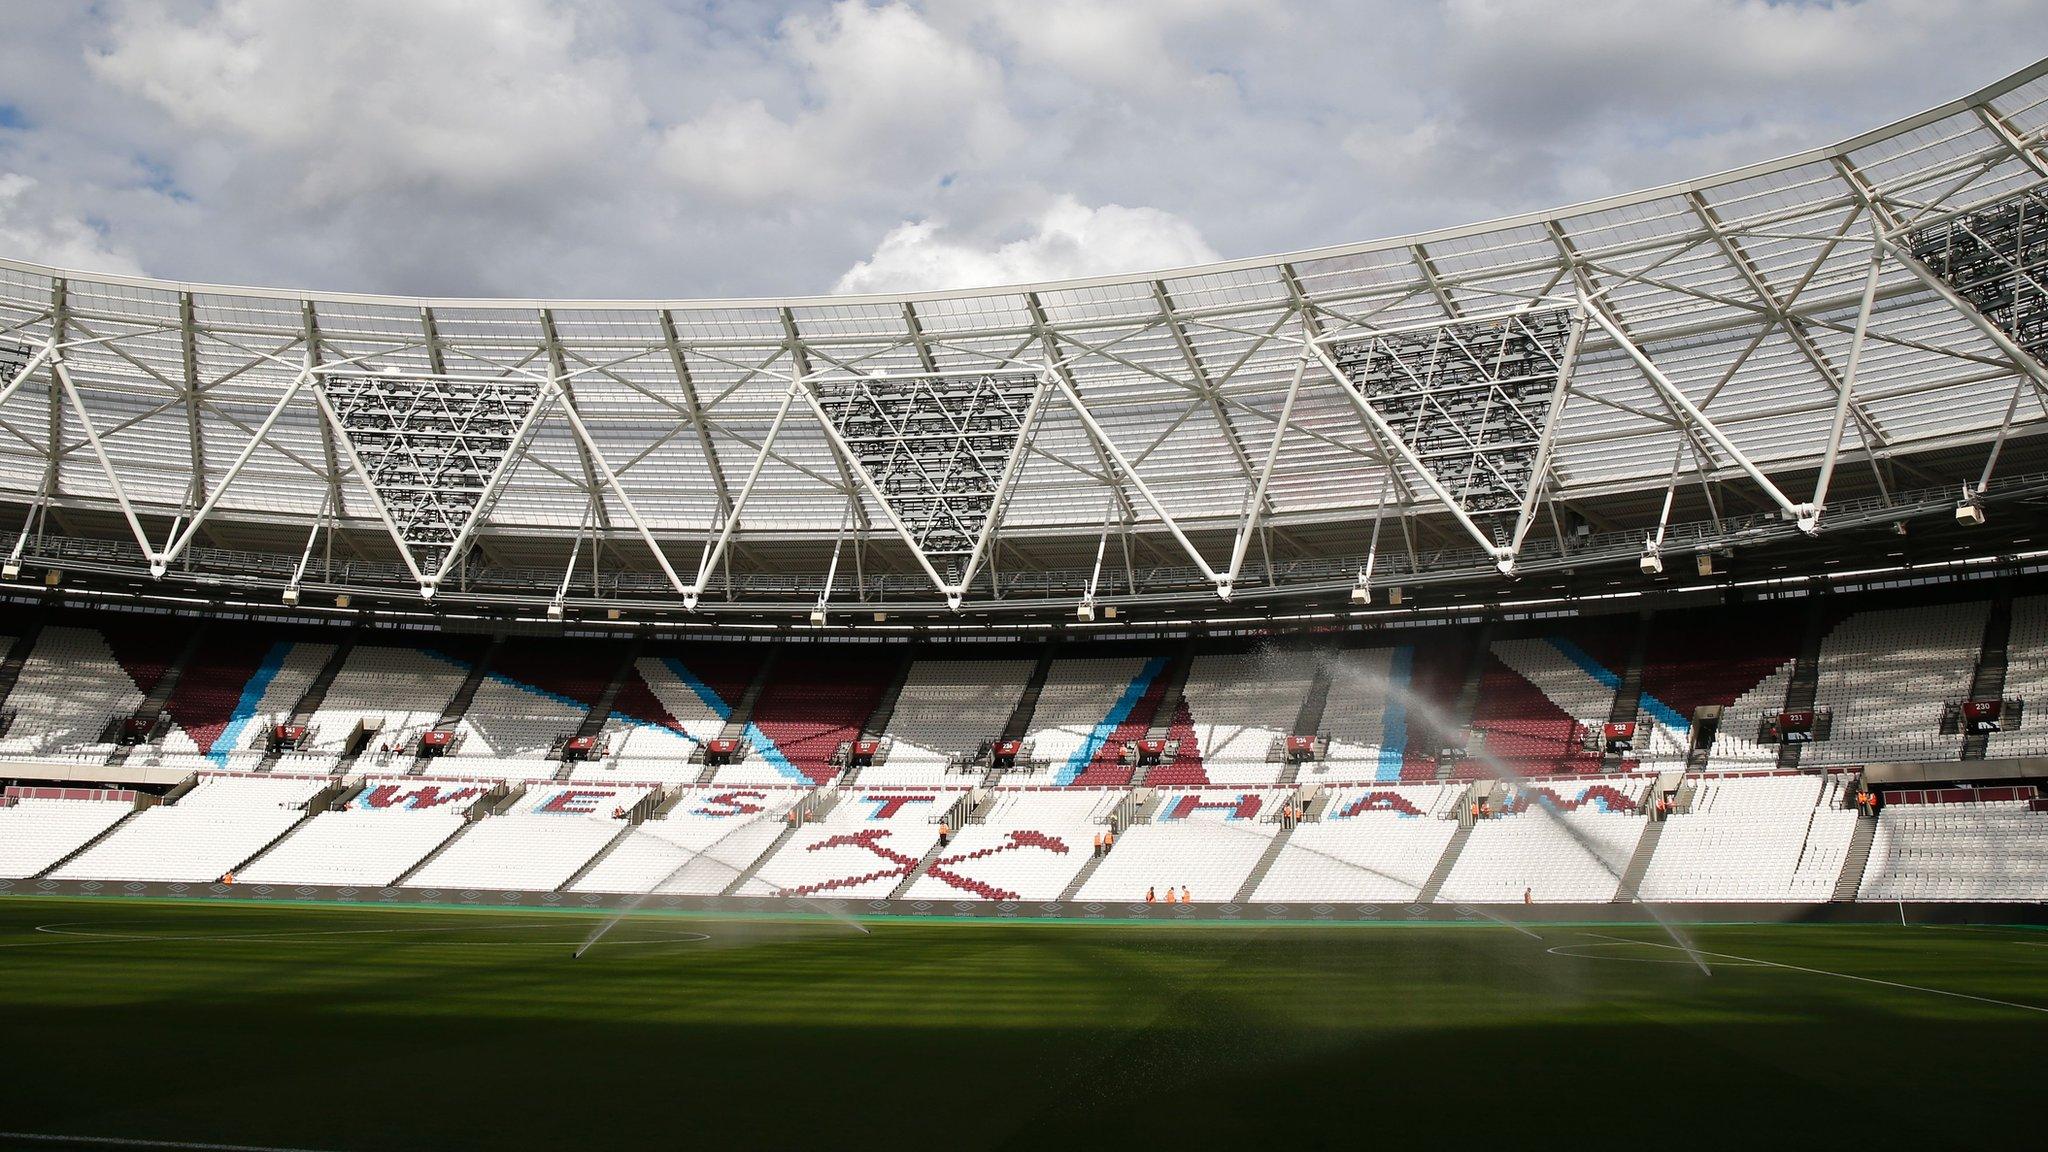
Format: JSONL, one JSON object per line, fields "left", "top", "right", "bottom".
{"left": 659, "top": 1, "right": 1016, "bottom": 203}
{"left": 0, "top": 1, "right": 2044, "bottom": 298}
{"left": 979, "top": 0, "right": 1255, "bottom": 98}
{"left": 86, "top": 0, "right": 644, "bottom": 202}
{"left": 833, "top": 195, "right": 1219, "bottom": 294}
{"left": 0, "top": 175, "right": 142, "bottom": 276}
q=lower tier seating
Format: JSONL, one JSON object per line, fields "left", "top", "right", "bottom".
{"left": 901, "top": 790, "right": 1118, "bottom": 901}
{"left": 1251, "top": 784, "right": 1461, "bottom": 902}
{"left": 51, "top": 804, "right": 307, "bottom": 882}
{"left": 570, "top": 787, "right": 807, "bottom": 896}
{"left": 1436, "top": 779, "right": 1653, "bottom": 903}
{"left": 406, "top": 814, "right": 623, "bottom": 892}
{"left": 238, "top": 809, "right": 466, "bottom": 887}
{"left": 1073, "top": 789, "right": 1286, "bottom": 902}
{"left": 1858, "top": 799, "right": 2048, "bottom": 902}
{"left": 0, "top": 797, "right": 134, "bottom": 878}
{"left": 1637, "top": 774, "right": 1856, "bottom": 902}
{"left": 737, "top": 788, "right": 969, "bottom": 899}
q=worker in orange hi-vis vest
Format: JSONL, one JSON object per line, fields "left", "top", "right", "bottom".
{"left": 1145, "top": 886, "right": 1155, "bottom": 903}
{"left": 1180, "top": 885, "right": 1190, "bottom": 904}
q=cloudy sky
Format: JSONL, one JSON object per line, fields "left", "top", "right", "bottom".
{"left": 0, "top": 0, "right": 2042, "bottom": 300}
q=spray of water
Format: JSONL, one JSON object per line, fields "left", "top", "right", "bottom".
{"left": 574, "top": 794, "right": 869, "bottom": 959}
{"left": 1289, "top": 644, "right": 1711, "bottom": 974}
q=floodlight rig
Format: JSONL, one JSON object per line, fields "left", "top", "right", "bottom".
{"left": 1957, "top": 484, "right": 1987, "bottom": 526}
{"left": 1078, "top": 510, "right": 1112, "bottom": 623}
{"left": 283, "top": 500, "right": 329, "bottom": 608}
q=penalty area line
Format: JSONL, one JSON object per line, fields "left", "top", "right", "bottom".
{"left": 1586, "top": 933, "right": 2048, "bottom": 1015}
{"left": 0, "top": 1132, "right": 341, "bottom": 1152}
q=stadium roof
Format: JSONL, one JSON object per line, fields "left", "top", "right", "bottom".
{"left": 2, "top": 57, "right": 2048, "bottom": 625}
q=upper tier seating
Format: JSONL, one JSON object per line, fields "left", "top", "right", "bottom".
{"left": 1153, "top": 651, "right": 1313, "bottom": 787}
{"left": 0, "top": 795, "right": 133, "bottom": 878}
{"left": 570, "top": 786, "right": 807, "bottom": 895}
{"left": 1250, "top": 783, "right": 1461, "bottom": 902}
{"left": 1436, "top": 778, "right": 1652, "bottom": 903}
{"left": 1858, "top": 798, "right": 2048, "bottom": 902}
{"left": 1024, "top": 656, "right": 1161, "bottom": 787}
{"left": 51, "top": 774, "right": 327, "bottom": 882}
{"left": 1317, "top": 646, "right": 1401, "bottom": 776}
{"left": 738, "top": 787, "right": 969, "bottom": 899}
{"left": 1637, "top": 606, "right": 1801, "bottom": 767}
{"left": 730, "top": 650, "right": 889, "bottom": 787}
{"left": 306, "top": 644, "right": 473, "bottom": 759}
{"left": 1988, "top": 595, "right": 2048, "bottom": 758}
{"left": 1804, "top": 602, "right": 1985, "bottom": 766}
{"left": 1636, "top": 773, "right": 1857, "bottom": 902}
{"left": 142, "top": 625, "right": 327, "bottom": 763}
{"left": 0, "top": 625, "right": 152, "bottom": 762}
{"left": 1073, "top": 789, "right": 1287, "bottom": 902}
{"left": 597, "top": 651, "right": 750, "bottom": 782}
{"left": 1468, "top": 638, "right": 1609, "bottom": 777}
{"left": 424, "top": 673, "right": 587, "bottom": 780}
{"left": 867, "top": 657, "right": 1031, "bottom": 785}
{"left": 901, "top": 789, "right": 1117, "bottom": 901}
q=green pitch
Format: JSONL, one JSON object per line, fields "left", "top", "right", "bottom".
{"left": 1, "top": 899, "right": 2043, "bottom": 1152}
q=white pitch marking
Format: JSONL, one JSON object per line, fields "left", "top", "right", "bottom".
{"left": 1545, "top": 941, "right": 1763, "bottom": 966}
{"left": 1586, "top": 932, "right": 2048, "bottom": 1015}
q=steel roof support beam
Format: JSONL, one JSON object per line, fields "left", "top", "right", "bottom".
{"left": 48, "top": 350, "right": 158, "bottom": 566}
{"left": 0, "top": 340, "right": 55, "bottom": 414}
{"left": 177, "top": 294, "right": 207, "bottom": 518}
{"left": 155, "top": 362, "right": 315, "bottom": 573}
{"left": 1223, "top": 347, "right": 1306, "bottom": 595}
{"left": 1507, "top": 302, "right": 1589, "bottom": 561}
{"left": 540, "top": 311, "right": 614, "bottom": 538}
{"left": 1042, "top": 366, "right": 1227, "bottom": 589}
{"left": 1811, "top": 217, "right": 1889, "bottom": 521}
{"left": 1152, "top": 280, "right": 1266, "bottom": 518}
{"left": 801, "top": 371, "right": 1049, "bottom": 610}
{"left": 686, "top": 371, "right": 801, "bottom": 611}
{"left": 1307, "top": 305, "right": 1581, "bottom": 573}
{"left": 302, "top": 303, "right": 349, "bottom": 529}
{"left": 660, "top": 310, "right": 733, "bottom": 519}
{"left": 1024, "top": 291, "right": 1141, "bottom": 571}
{"left": 1687, "top": 192, "right": 1892, "bottom": 467}
{"left": 1834, "top": 157, "right": 2048, "bottom": 405}
{"left": 1581, "top": 299, "right": 1810, "bottom": 521}
{"left": 544, "top": 374, "right": 690, "bottom": 597}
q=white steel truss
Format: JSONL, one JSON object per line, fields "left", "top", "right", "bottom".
{"left": 1905, "top": 186, "right": 2048, "bottom": 369}
{"left": 805, "top": 369, "right": 1047, "bottom": 609}
{"left": 1314, "top": 305, "right": 1583, "bottom": 572}
{"left": 0, "top": 59, "right": 2041, "bottom": 616}
{"left": 314, "top": 371, "right": 551, "bottom": 594}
